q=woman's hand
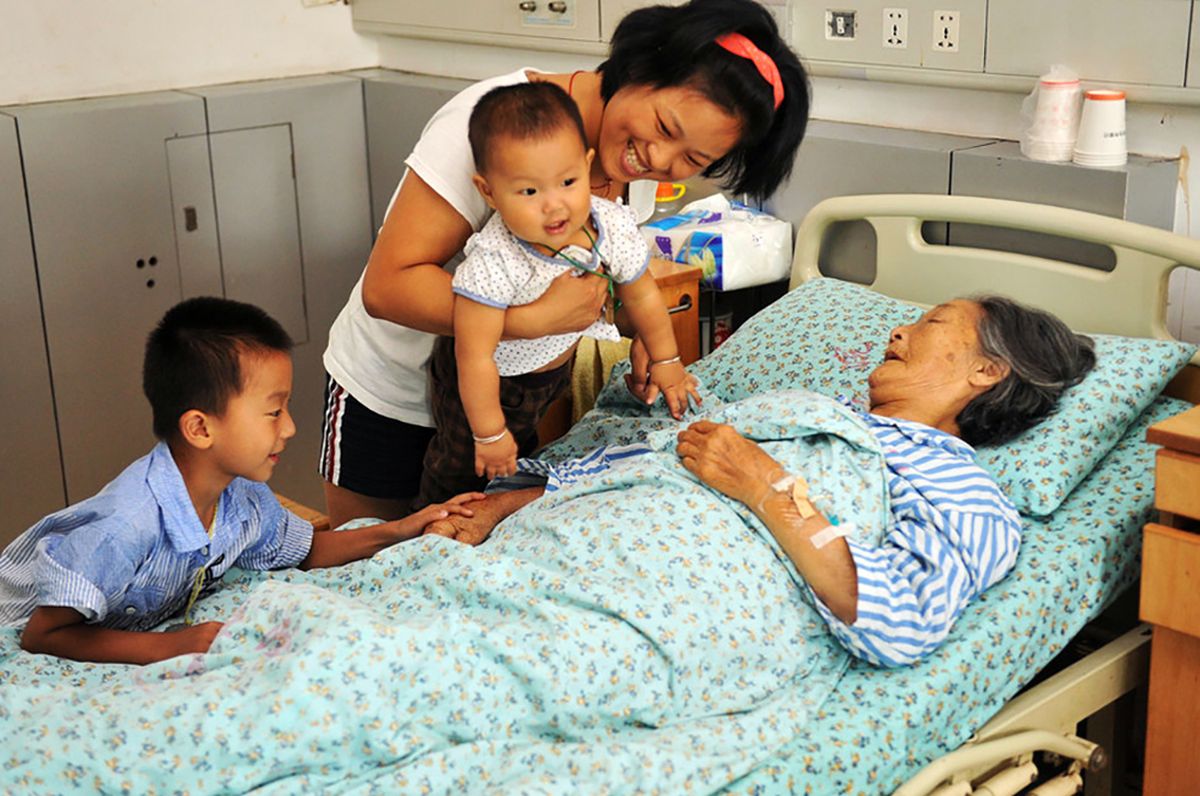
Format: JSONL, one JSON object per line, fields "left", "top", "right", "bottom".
{"left": 676, "top": 421, "right": 783, "bottom": 507}
{"left": 422, "top": 492, "right": 521, "bottom": 546}
{"left": 391, "top": 492, "right": 484, "bottom": 540}
{"left": 508, "top": 271, "right": 609, "bottom": 338}
{"left": 422, "top": 488, "right": 545, "bottom": 546}
{"left": 624, "top": 336, "right": 653, "bottom": 402}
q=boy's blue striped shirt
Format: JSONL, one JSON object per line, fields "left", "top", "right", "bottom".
{"left": 0, "top": 442, "right": 313, "bottom": 631}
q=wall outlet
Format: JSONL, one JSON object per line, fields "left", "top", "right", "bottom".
{"left": 825, "top": 9, "right": 857, "bottom": 40}
{"left": 883, "top": 8, "right": 908, "bottom": 49}
{"left": 933, "top": 10, "right": 959, "bottom": 52}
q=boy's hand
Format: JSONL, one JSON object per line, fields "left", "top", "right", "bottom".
{"left": 474, "top": 433, "right": 518, "bottom": 480}
{"left": 22, "top": 605, "right": 223, "bottom": 665}
{"left": 166, "top": 621, "right": 225, "bottom": 657}
{"left": 390, "top": 492, "right": 485, "bottom": 540}
{"left": 647, "top": 361, "right": 702, "bottom": 420}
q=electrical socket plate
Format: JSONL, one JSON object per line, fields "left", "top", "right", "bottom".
{"left": 825, "top": 9, "right": 857, "bottom": 40}
{"left": 933, "top": 9, "right": 959, "bottom": 52}
{"left": 883, "top": 7, "right": 908, "bottom": 48}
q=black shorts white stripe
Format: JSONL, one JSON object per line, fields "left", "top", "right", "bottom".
{"left": 319, "top": 374, "right": 435, "bottom": 501}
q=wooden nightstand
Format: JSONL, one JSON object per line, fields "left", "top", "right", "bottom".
{"left": 648, "top": 258, "right": 703, "bottom": 366}
{"left": 276, "top": 493, "right": 331, "bottom": 531}
{"left": 1140, "top": 403, "right": 1200, "bottom": 795}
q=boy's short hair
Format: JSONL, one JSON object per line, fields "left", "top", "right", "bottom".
{"left": 468, "top": 82, "right": 589, "bottom": 174}
{"left": 143, "top": 297, "right": 293, "bottom": 439}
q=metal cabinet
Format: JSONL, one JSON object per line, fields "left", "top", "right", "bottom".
{"left": 949, "top": 141, "right": 1179, "bottom": 269}
{"left": 355, "top": 69, "right": 472, "bottom": 231}
{"left": 353, "top": 0, "right": 602, "bottom": 45}
{"left": 766, "top": 120, "right": 996, "bottom": 283}
{"left": 986, "top": 0, "right": 1192, "bottom": 87}
{"left": 9, "top": 92, "right": 206, "bottom": 503}
{"left": 0, "top": 113, "right": 66, "bottom": 543}
{"left": 9, "top": 76, "right": 371, "bottom": 509}
{"left": 183, "top": 75, "right": 373, "bottom": 507}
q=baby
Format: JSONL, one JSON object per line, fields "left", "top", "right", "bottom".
{"left": 418, "top": 81, "right": 698, "bottom": 504}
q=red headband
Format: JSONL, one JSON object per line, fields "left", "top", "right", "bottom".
{"left": 715, "top": 32, "right": 784, "bottom": 110}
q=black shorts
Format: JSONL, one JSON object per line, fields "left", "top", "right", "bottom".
{"left": 417, "top": 336, "right": 571, "bottom": 507}
{"left": 318, "top": 373, "right": 435, "bottom": 501}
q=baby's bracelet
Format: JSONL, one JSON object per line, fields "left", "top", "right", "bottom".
{"left": 648, "top": 355, "right": 682, "bottom": 368}
{"left": 472, "top": 428, "right": 509, "bottom": 445}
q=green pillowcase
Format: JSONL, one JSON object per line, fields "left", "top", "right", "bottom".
{"left": 691, "top": 277, "right": 1196, "bottom": 516}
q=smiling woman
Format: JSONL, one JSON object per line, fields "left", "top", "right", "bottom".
{"left": 317, "top": 0, "right": 813, "bottom": 528}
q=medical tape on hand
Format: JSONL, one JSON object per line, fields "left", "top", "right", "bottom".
{"left": 756, "top": 472, "right": 795, "bottom": 515}
{"left": 809, "top": 522, "right": 852, "bottom": 550}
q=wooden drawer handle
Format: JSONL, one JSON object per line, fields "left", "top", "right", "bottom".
{"left": 667, "top": 293, "right": 693, "bottom": 315}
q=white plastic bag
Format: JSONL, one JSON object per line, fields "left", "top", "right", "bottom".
{"left": 640, "top": 193, "right": 792, "bottom": 291}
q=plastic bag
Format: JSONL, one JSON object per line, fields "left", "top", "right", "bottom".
{"left": 1020, "top": 64, "right": 1082, "bottom": 162}
{"left": 640, "top": 193, "right": 792, "bottom": 291}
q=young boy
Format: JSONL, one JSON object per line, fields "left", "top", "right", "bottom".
{"left": 419, "top": 82, "right": 700, "bottom": 504}
{"left": 0, "top": 297, "right": 478, "bottom": 665}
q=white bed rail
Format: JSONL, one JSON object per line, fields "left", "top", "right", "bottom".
{"left": 893, "top": 624, "right": 1152, "bottom": 795}
{"left": 789, "top": 194, "right": 1200, "bottom": 364}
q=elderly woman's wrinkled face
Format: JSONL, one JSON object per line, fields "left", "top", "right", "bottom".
{"left": 868, "top": 300, "right": 992, "bottom": 406}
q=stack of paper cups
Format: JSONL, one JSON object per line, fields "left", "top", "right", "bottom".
{"left": 1023, "top": 77, "right": 1081, "bottom": 162}
{"left": 1073, "top": 90, "right": 1127, "bottom": 167}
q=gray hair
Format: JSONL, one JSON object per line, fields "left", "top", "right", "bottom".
{"left": 956, "top": 296, "right": 1096, "bottom": 447}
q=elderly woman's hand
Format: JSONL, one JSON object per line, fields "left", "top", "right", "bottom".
{"left": 676, "top": 421, "right": 783, "bottom": 508}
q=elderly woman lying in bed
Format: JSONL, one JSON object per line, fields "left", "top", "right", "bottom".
{"left": 427, "top": 295, "right": 1096, "bottom": 667}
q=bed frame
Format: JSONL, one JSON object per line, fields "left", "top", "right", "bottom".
{"left": 787, "top": 194, "right": 1200, "bottom": 796}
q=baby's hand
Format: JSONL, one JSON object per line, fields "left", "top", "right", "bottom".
{"left": 648, "top": 361, "right": 702, "bottom": 420}
{"left": 474, "top": 432, "right": 518, "bottom": 480}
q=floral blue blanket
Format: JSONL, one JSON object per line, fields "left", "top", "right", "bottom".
{"left": 2, "top": 391, "right": 889, "bottom": 794}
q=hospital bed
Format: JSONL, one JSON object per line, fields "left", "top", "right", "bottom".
{"left": 771, "top": 194, "right": 1200, "bottom": 795}
{"left": 1, "top": 195, "right": 1197, "bottom": 796}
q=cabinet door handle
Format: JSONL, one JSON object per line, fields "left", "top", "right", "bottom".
{"left": 667, "top": 293, "right": 693, "bottom": 315}
{"left": 518, "top": 1, "right": 536, "bottom": 10}
{"left": 548, "top": 1, "right": 567, "bottom": 12}
{"left": 184, "top": 206, "right": 198, "bottom": 232}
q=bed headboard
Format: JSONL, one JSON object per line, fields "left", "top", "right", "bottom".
{"left": 789, "top": 194, "right": 1200, "bottom": 400}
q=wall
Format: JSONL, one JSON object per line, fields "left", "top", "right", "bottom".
{"left": 376, "top": 36, "right": 1200, "bottom": 343}
{"left": 3, "top": 6, "right": 1195, "bottom": 341}
{"left": 0, "top": 0, "right": 379, "bottom": 106}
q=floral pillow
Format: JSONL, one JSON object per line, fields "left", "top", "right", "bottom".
{"left": 691, "top": 277, "right": 1196, "bottom": 516}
